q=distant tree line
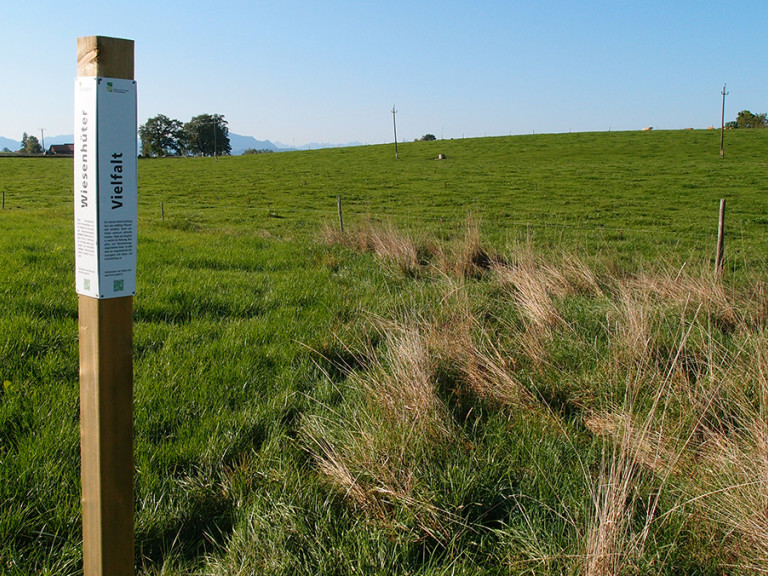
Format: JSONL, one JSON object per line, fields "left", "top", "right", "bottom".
{"left": 139, "top": 113, "right": 232, "bottom": 157}
{"left": 2, "top": 132, "right": 44, "bottom": 155}
{"left": 726, "top": 110, "right": 768, "bottom": 129}
{"left": 242, "top": 148, "right": 274, "bottom": 155}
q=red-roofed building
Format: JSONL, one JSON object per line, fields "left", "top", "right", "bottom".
{"left": 48, "top": 144, "right": 75, "bottom": 156}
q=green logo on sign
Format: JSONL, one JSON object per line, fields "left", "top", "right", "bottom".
{"left": 114, "top": 280, "right": 124, "bottom": 292}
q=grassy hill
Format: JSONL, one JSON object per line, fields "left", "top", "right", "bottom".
{"left": 2, "top": 129, "right": 768, "bottom": 574}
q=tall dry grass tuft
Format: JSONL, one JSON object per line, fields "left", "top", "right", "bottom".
{"left": 583, "top": 434, "right": 636, "bottom": 576}
{"left": 368, "top": 318, "right": 453, "bottom": 440}
{"left": 456, "top": 334, "right": 535, "bottom": 410}
{"left": 428, "top": 316, "right": 537, "bottom": 412}
{"left": 579, "top": 295, "right": 730, "bottom": 576}
{"left": 606, "top": 261, "right": 747, "bottom": 382}
{"left": 609, "top": 285, "right": 656, "bottom": 370}
{"left": 676, "top": 336, "right": 768, "bottom": 570}
{"left": 492, "top": 248, "right": 564, "bottom": 367}
{"left": 320, "top": 218, "right": 420, "bottom": 276}
{"left": 624, "top": 265, "right": 740, "bottom": 334}
{"left": 303, "top": 293, "right": 540, "bottom": 539}
{"left": 743, "top": 280, "right": 768, "bottom": 329}
{"left": 411, "top": 279, "right": 541, "bottom": 413}
{"left": 504, "top": 262, "right": 563, "bottom": 331}
{"left": 749, "top": 332, "right": 768, "bottom": 419}
{"left": 592, "top": 265, "right": 768, "bottom": 573}
{"left": 302, "top": 312, "right": 456, "bottom": 536}
{"left": 553, "top": 252, "right": 604, "bottom": 297}
{"left": 369, "top": 224, "right": 420, "bottom": 276}
{"left": 492, "top": 245, "right": 604, "bottom": 329}
{"left": 691, "top": 419, "right": 768, "bottom": 567}
{"left": 436, "top": 215, "right": 495, "bottom": 279}
{"left": 306, "top": 426, "right": 388, "bottom": 516}
{"left": 582, "top": 378, "right": 684, "bottom": 575}
{"left": 303, "top": 422, "right": 463, "bottom": 555}
{"left": 319, "top": 221, "right": 345, "bottom": 247}
{"left": 322, "top": 214, "right": 503, "bottom": 280}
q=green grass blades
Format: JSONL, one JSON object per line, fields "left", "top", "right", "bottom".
{"left": 2, "top": 129, "right": 768, "bottom": 574}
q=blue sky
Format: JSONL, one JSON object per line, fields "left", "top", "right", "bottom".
{"left": 2, "top": 1, "right": 767, "bottom": 145}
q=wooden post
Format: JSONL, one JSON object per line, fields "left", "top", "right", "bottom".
{"left": 715, "top": 198, "right": 726, "bottom": 277}
{"left": 77, "top": 36, "right": 135, "bottom": 576}
{"left": 161, "top": 202, "right": 165, "bottom": 222}
{"left": 337, "top": 195, "right": 344, "bottom": 233}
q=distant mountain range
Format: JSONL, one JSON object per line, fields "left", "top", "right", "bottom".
{"left": 274, "top": 140, "right": 365, "bottom": 151}
{"left": 1, "top": 133, "right": 74, "bottom": 152}
{"left": 227, "top": 133, "right": 282, "bottom": 154}
{"left": 0, "top": 136, "right": 22, "bottom": 151}
{"left": 1, "top": 133, "right": 363, "bottom": 154}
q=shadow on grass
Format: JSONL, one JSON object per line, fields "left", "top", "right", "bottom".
{"left": 136, "top": 485, "right": 234, "bottom": 572}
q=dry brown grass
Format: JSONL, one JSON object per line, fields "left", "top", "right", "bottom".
{"left": 581, "top": 366, "right": 683, "bottom": 576}
{"left": 676, "top": 339, "right": 768, "bottom": 571}
{"left": 431, "top": 318, "right": 538, "bottom": 411}
{"left": 367, "top": 318, "right": 454, "bottom": 440}
{"left": 322, "top": 214, "right": 501, "bottom": 281}
{"left": 492, "top": 246, "right": 603, "bottom": 331}
{"left": 585, "top": 412, "right": 676, "bottom": 477}
{"left": 434, "top": 215, "right": 496, "bottom": 279}
{"left": 555, "top": 253, "right": 604, "bottom": 297}
{"left": 496, "top": 262, "right": 563, "bottom": 332}
{"left": 491, "top": 247, "right": 568, "bottom": 368}
{"left": 369, "top": 224, "right": 420, "bottom": 276}
{"left": 590, "top": 271, "right": 768, "bottom": 573}
{"left": 621, "top": 265, "right": 740, "bottom": 334}
{"left": 302, "top": 311, "right": 453, "bottom": 535}
{"left": 583, "top": 438, "right": 636, "bottom": 576}
{"left": 320, "top": 218, "right": 420, "bottom": 276}
{"left": 691, "top": 420, "right": 768, "bottom": 568}
{"left": 303, "top": 296, "right": 538, "bottom": 536}
{"left": 316, "top": 220, "right": 768, "bottom": 571}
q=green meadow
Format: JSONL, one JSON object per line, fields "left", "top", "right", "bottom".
{"left": 2, "top": 129, "right": 768, "bottom": 574}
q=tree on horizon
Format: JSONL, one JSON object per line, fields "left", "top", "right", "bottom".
{"left": 726, "top": 110, "right": 768, "bottom": 129}
{"left": 183, "top": 114, "right": 231, "bottom": 157}
{"left": 139, "top": 114, "right": 185, "bottom": 157}
{"left": 20, "top": 133, "right": 42, "bottom": 155}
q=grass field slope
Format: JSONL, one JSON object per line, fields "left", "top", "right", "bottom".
{"left": 2, "top": 129, "right": 768, "bottom": 574}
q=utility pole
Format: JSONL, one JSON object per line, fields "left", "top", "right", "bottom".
{"left": 40, "top": 128, "right": 46, "bottom": 154}
{"left": 392, "top": 105, "right": 398, "bottom": 159}
{"left": 720, "top": 83, "right": 729, "bottom": 159}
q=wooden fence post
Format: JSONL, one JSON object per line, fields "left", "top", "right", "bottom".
{"left": 715, "top": 198, "right": 726, "bottom": 277}
{"left": 77, "top": 36, "right": 136, "bottom": 576}
{"left": 337, "top": 195, "right": 344, "bottom": 233}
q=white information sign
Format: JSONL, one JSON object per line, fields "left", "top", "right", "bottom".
{"left": 74, "top": 77, "right": 138, "bottom": 299}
